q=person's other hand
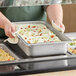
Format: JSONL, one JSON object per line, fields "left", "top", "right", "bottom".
{"left": 0, "top": 12, "right": 16, "bottom": 38}
{"left": 4, "top": 23, "right": 16, "bottom": 38}
{"left": 55, "top": 20, "right": 65, "bottom": 32}
{"left": 52, "top": 20, "right": 65, "bottom": 33}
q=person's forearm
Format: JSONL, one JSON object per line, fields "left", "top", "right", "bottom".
{"left": 0, "top": 12, "right": 11, "bottom": 29}
{"left": 47, "top": 4, "right": 63, "bottom": 23}
{"left": 0, "top": 12, "right": 16, "bottom": 38}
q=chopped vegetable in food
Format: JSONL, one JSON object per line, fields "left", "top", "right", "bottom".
{"left": 73, "top": 39, "right": 76, "bottom": 41}
{"left": 68, "top": 38, "right": 76, "bottom": 46}
{"left": 68, "top": 48, "right": 76, "bottom": 54}
{"left": 17, "top": 24, "right": 61, "bottom": 44}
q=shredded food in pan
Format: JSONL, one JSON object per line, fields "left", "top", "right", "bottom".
{"left": 69, "top": 39, "right": 76, "bottom": 46}
{"left": 68, "top": 48, "right": 76, "bottom": 54}
{"left": 0, "top": 48, "right": 15, "bottom": 61}
{"left": 68, "top": 38, "right": 76, "bottom": 54}
{"left": 18, "top": 24, "right": 61, "bottom": 44}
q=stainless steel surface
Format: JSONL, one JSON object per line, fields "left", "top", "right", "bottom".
{"left": 14, "top": 21, "right": 71, "bottom": 56}
{"left": 0, "top": 0, "right": 76, "bottom": 7}
{"left": 18, "top": 55, "right": 68, "bottom": 70}
{"left": 65, "top": 32, "right": 76, "bottom": 39}
{"left": 0, "top": 43, "right": 20, "bottom": 60}
{"left": 0, "top": 43, "right": 20, "bottom": 72}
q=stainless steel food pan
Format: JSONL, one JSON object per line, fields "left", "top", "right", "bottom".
{"left": 0, "top": 43, "right": 20, "bottom": 60}
{"left": 0, "top": 43, "right": 20, "bottom": 72}
{"left": 14, "top": 21, "right": 72, "bottom": 57}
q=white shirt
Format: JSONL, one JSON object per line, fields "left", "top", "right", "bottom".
{"left": 0, "top": 0, "right": 62, "bottom": 6}
{"left": 51, "top": 0, "right": 62, "bottom": 4}
{"left": 13, "top": 0, "right": 62, "bottom": 6}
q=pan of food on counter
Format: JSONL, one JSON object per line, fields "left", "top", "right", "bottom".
{"left": 0, "top": 43, "right": 20, "bottom": 72}
{"left": 6, "top": 21, "right": 72, "bottom": 57}
{"left": 65, "top": 32, "right": 76, "bottom": 55}
{"left": 68, "top": 38, "right": 76, "bottom": 55}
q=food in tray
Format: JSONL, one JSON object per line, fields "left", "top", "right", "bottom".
{"left": 69, "top": 42, "right": 76, "bottom": 46}
{"left": 68, "top": 38, "right": 76, "bottom": 46}
{"left": 0, "top": 48, "right": 15, "bottom": 61}
{"left": 72, "top": 39, "right": 76, "bottom": 41}
{"left": 68, "top": 48, "right": 76, "bottom": 54}
{"left": 68, "top": 38, "right": 76, "bottom": 54}
{"left": 17, "top": 24, "right": 61, "bottom": 44}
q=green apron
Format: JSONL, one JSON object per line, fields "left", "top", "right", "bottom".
{"left": 0, "top": 5, "right": 46, "bottom": 38}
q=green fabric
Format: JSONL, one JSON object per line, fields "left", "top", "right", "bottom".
{"left": 4, "top": 6, "right": 46, "bottom": 21}
{"left": 0, "top": 6, "right": 46, "bottom": 38}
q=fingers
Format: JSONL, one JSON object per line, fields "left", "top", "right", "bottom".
{"left": 5, "top": 25, "right": 14, "bottom": 38}
{"left": 54, "top": 21, "right": 65, "bottom": 32}
{"left": 11, "top": 24, "right": 16, "bottom": 33}
{"left": 60, "top": 23, "right": 65, "bottom": 32}
{"left": 5, "top": 24, "right": 16, "bottom": 38}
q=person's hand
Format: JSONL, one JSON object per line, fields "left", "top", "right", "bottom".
{"left": 47, "top": 4, "right": 65, "bottom": 32}
{"left": 4, "top": 23, "right": 16, "bottom": 38}
{"left": 0, "top": 12, "right": 16, "bottom": 38}
{"left": 55, "top": 20, "right": 65, "bottom": 32}
{"left": 52, "top": 20, "right": 65, "bottom": 33}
